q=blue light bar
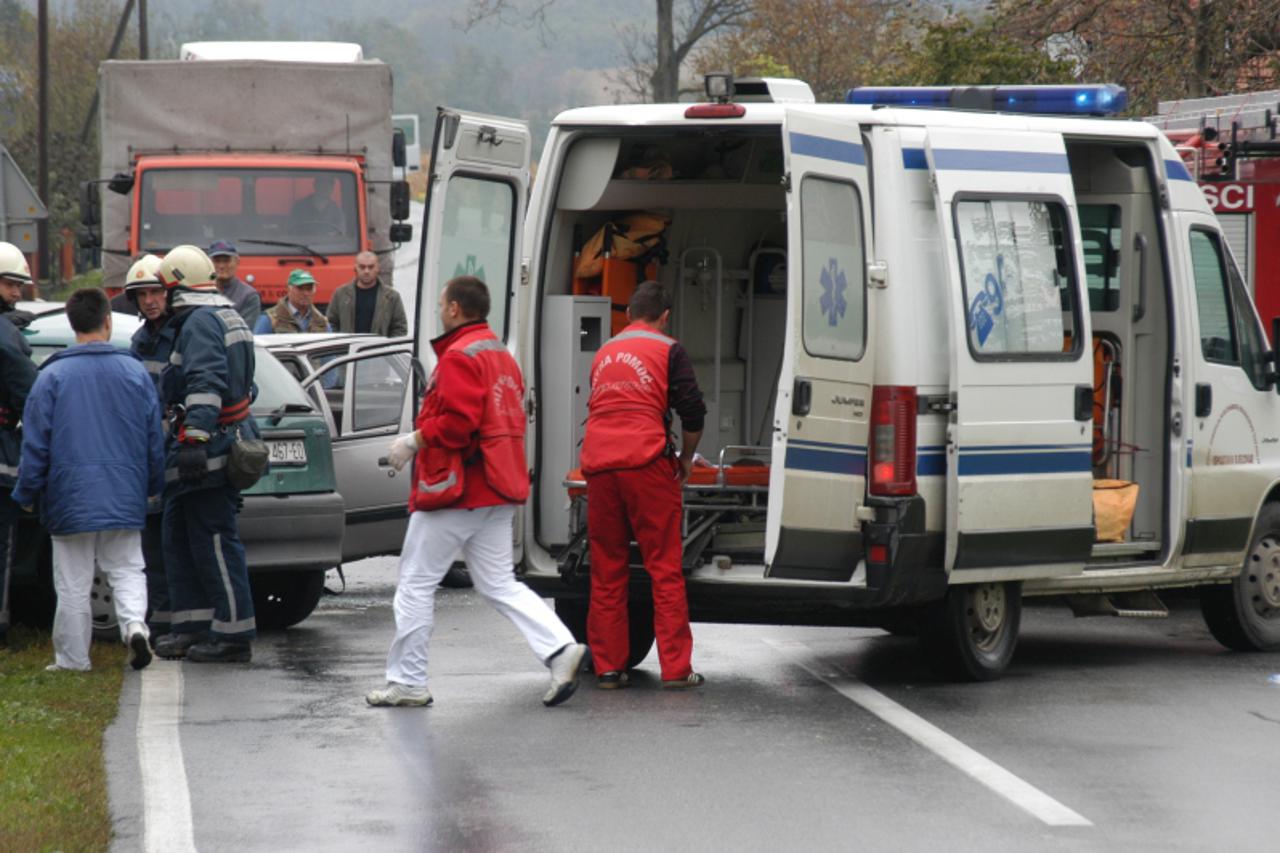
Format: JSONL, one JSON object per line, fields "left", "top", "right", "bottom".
{"left": 846, "top": 85, "right": 1128, "bottom": 116}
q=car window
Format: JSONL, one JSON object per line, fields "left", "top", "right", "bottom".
{"left": 351, "top": 353, "right": 411, "bottom": 433}
{"left": 251, "top": 348, "right": 314, "bottom": 416}
{"left": 28, "top": 344, "right": 63, "bottom": 365}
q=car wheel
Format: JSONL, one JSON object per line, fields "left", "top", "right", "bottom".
{"left": 439, "top": 562, "right": 473, "bottom": 589}
{"left": 251, "top": 570, "right": 326, "bottom": 630}
{"left": 91, "top": 566, "right": 120, "bottom": 642}
{"left": 1201, "top": 503, "right": 1280, "bottom": 651}
{"left": 918, "top": 581, "right": 1021, "bottom": 681}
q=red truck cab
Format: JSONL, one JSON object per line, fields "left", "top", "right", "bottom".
{"left": 131, "top": 154, "right": 368, "bottom": 306}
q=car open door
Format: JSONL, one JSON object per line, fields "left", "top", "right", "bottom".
{"left": 301, "top": 343, "right": 417, "bottom": 562}
{"left": 925, "top": 128, "right": 1094, "bottom": 578}
{"left": 764, "top": 109, "right": 877, "bottom": 582}
{"left": 415, "top": 108, "right": 531, "bottom": 363}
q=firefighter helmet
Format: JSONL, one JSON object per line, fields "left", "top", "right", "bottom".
{"left": 157, "top": 245, "right": 216, "bottom": 291}
{"left": 124, "top": 254, "right": 164, "bottom": 292}
{"left": 0, "top": 242, "right": 32, "bottom": 284}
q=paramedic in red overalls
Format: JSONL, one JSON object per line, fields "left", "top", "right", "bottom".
{"left": 581, "top": 281, "right": 706, "bottom": 689}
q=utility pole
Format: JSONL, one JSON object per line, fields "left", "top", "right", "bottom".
{"left": 139, "top": 0, "right": 148, "bottom": 58}
{"left": 37, "top": 0, "right": 49, "bottom": 290}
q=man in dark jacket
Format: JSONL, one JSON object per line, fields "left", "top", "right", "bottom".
{"left": 209, "top": 241, "right": 262, "bottom": 329}
{"left": 128, "top": 258, "right": 177, "bottom": 636}
{"left": 326, "top": 251, "right": 409, "bottom": 337}
{"left": 0, "top": 241, "right": 37, "bottom": 645}
{"left": 152, "top": 245, "right": 260, "bottom": 664}
{"left": 13, "top": 289, "right": 164, "bottom": 671}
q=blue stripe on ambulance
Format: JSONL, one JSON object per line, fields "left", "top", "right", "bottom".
{"left": 917, "top": 445, "right": 946, "bottom": 476}
{"left": 789, "top": 133, "right": 866, "bottom": 166}
{"left": 958, "top": 444, "right": 1092, "bottom": 476}
{"left": 1165, "top": 159, "right": 1194, "bottom": 181}
{"left": 901, "top": 148, "right": 1070, "bottom": 174}
{"left": 784, "top": 438, "right": 867, "bottom": 476}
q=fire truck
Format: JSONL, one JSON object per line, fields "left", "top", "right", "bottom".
{"left": 1149, "top": 90, "right": 1280, "bottom": 330}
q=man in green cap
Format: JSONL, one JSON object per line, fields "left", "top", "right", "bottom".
{"left": 255, "top": 269, "right": 330, "bottom": 333}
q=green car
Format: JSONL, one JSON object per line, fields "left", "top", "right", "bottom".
{"left": 7, "top": 304, "right": 344, "bottom": 631}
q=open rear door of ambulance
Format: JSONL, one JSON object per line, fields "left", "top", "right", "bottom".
{"left": 764, "top": 110, "right": 877, "bottom": 582}
{"left": 925, "top": 129, "right": 1094, "bottom": 579}
{"left": 415, "top": 108, "right": 531, "bottom": 365}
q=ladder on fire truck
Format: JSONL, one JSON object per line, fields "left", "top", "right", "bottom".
{"left": 1146, "top": 90, "right": 1280, "bottom": 180}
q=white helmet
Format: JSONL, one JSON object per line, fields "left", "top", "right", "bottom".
{"left": 0, "top": 242, "right": 32, "bottom": 284}
{"left": 123, "top": 254, "right": 164, "bottom": 293}
{"left": 157, "top": 245, "right": 216, "bottom": 291}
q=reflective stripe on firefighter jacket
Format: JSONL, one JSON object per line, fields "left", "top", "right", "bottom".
{"left": 580, "top": 322, "right": 673, "bottom": 475}
{"left": 160, "top": 295, "right": 260, "bottom": 496}
{"left": 410, "top": 320, "right": 528, "bottom": 512}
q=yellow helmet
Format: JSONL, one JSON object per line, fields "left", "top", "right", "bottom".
{"left": 124, "top": 254, "right": 164, "bottom": 292}
{"left": 157, "top": 245, "right": 216, "bottom": 291}
{"left": 0, "top": 242, "right": 32, "bottom": 284}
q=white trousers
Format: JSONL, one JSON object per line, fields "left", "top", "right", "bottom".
{"left": 51, "top": 530, "right": 147, "bottom": 671}
{"left": 385, "top": 505, "right": 574, "bottom": 688}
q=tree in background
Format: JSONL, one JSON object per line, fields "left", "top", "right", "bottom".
{"left": 894, "top": 13, "right": 1076, "bottom": 88}
{"left": 993, "top": 0, "right": 1280, "bottom": 113}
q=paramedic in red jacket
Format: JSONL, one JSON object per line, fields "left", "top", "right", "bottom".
{"left": 581, "top": 281, "right": 707, "bottom": 689}
{"left": 368, "top": 276, "right": 588, "bottom": 708}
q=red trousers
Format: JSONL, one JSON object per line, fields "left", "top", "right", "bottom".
{"left": 585, "top": 456, "right": 693, "bottom": 679}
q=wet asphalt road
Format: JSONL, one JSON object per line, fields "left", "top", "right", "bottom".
{"left": 104, "top": 559, "right": 1280, "bottom": 853}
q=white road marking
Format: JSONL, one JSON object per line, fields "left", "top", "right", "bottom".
{"left": 136, "top": 663, "right": 198, "bottom": 853}
{"left": 765, "top": 639, "right": 1092, "bottom": 828}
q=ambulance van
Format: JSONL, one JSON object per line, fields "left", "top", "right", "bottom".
{"left": 412, "top": 81, "right": 1280, "bottom": 680}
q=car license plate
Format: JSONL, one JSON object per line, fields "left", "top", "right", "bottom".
{"left": 268, "top": 440, "right": 307, "bottom": 466}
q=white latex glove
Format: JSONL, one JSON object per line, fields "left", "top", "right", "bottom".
{"left": 386, "top": 431, "right": 421, "bottom": 471}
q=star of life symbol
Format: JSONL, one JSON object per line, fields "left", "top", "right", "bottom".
{"left": 453, "top": 254, "right": 486, "bottom": 281}
{"left": 819, "top": 257, "right": 847, "bottom": 327}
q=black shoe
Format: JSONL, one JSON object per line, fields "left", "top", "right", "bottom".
{"left": 154, "top": 632, "right": 205, "bottom": 660}
{"left": 186, "top": 640, "right": 252, "bottom": 663}
{"left": 597, "top": 671, "right": 631, "bottom": 689}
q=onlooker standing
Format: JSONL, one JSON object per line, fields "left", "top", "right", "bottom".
{"left": 151, "top": 246, "right": 259, "bottom": 664}
{"left": 0, "top": 242, "right": 37, "bottom": 645}
{"left": 326, "top": 251, "right": 409, "bottom": 337}
{"left": 368, "top": 275, "right": 587, "bottom": 708}
{"left": 580, "top": 282, "right": 706, "bottom": 689}
{"left": 126, "top": 254, "right": 176, "bottom": 636}
{"left": 255, "top": 269, "right": 329, "bottom": 334}
{"left": 12, "top": 288, "right": 164, "bottom": 671}
{"left": 208, "top": 240, "right": 262, "bottom": 329}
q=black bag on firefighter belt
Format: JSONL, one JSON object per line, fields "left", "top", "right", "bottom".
{"left": 227, "top": 426, "right": 270, "bottom": 490}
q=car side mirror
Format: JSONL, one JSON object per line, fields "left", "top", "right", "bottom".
{"left": 389, "top": 222, "right": 413, "bottom": 244}
{"left": 392, "top": 128, "right": 407, "bottom": 169}
{"left": 390, "top": 181, "right": 411, "bottom": 222}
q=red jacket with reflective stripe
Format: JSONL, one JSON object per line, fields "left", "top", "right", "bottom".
{"left": 581, "top": 322, "right": 674, "bottom": 474}
{"left": 411, "top": 321, "right": 528, "bottom": 511}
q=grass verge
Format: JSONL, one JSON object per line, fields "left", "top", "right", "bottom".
{"left": 0, "top": 626, "right": 125, "bottom": 851}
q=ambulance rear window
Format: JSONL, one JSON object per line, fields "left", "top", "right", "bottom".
{"left": 1080, "top": 204, "right": 1121, "bottom": 312}
{"left": 954, "top": 198, "right": 1080, "bottom": 359}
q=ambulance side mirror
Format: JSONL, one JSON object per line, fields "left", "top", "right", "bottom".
{"left": 868, "top": 260, "right": 888, "bottom": 289}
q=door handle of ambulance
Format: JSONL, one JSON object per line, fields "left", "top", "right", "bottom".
{"left": 1074, "top": 385, "right": 1092, "bottom": 422}
{"left": 1195, "top": 383, "right": 1212, "bottom": 417}
{"left": 1132, "top": 233, "right": 1148, "bottom": 323}
{"left": 792, "top": 379, "right": 812, "bottom": 416}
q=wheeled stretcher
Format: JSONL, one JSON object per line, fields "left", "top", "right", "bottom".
{"left": 559, "top": 445, "right": 771, "bottom": 580}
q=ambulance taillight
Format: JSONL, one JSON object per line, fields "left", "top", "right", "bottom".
{"left": 870, "top": 386, "right": 917, "bottom": 497}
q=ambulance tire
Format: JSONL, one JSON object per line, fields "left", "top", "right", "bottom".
{"left": 554, "top": 596, "right": 656, "bottom": 670}
{"left": 251, "top": 569, "right": 326, "bottom": 630}
{"left": 1200, "top": 503, "right": 1280, "bottom": 652}
{"left": 918, "top": 581, "right": 1021, "bottom": 682}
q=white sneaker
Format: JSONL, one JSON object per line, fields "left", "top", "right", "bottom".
{"left": 45, "top": 663, "right": 90, "bottom": 672}
{"left": 543, "top": 643, "right": 589, "bottom": 707}
{"left": 366, "top": 682, "right": 433, "bottom": 707}
{"left": 126, "top": 622, "right": 152, "bottom": 671}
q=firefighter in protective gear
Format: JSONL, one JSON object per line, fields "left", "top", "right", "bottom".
{"left": 367, "top": 275, "right": 588, "bottom": 708}
{"left": 151, "top": 245, "right": 260, "bottom": 663}
{"left": 127, "top": 253, "right": 176, "bottom": 635}
{"left": 0, "top": 242, "right": 36, "bottom": 644}
{"left": 580, "top": 281, "right": 707, "bottom": 689}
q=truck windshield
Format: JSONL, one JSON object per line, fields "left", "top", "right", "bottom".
{"left": 138, "top": 168, "right": 360, "bottom": 255}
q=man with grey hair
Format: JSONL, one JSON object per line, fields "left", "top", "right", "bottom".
{"left": 326, "top": 251, "right": 408, "bottom": 337}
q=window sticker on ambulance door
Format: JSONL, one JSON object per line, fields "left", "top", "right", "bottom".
{"left": 433, "top": 175, "right": 516, "bottom": 339}
{"left": 800, "top": 177, "right": 866, "bottom": 361}
{"left": 955, "top": 199, "right": 1078, "bottom": 357}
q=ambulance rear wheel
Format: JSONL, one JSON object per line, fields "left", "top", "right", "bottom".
{"left": 553, "top": 595, "right": 655, "bottom": 670}
{"left": 918, "top": 581, "right": 1021, "bottom": 682}
{"left": 1201, "top": 503, "right": 1280, "bottom": 651}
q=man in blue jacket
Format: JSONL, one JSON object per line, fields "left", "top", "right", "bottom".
{"left": 152, "top": 246, "right": 260, "bottom": 663}
{"left": 0, "top": 242, "right": 37, "bottom": 646}
{"left": 13, "top": 288, "right": 164, "bottom": 671}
